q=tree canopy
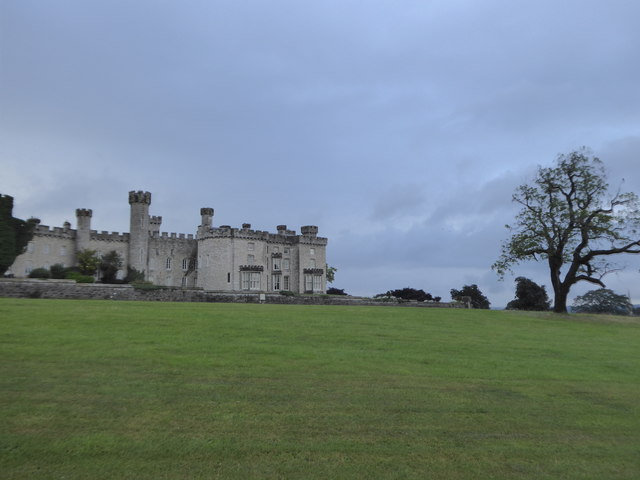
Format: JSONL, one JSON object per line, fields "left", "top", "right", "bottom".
{"left": 376, "top": 288, "right": 440, "bottom": 302}
{"left": 506, "top": 277, "right": 550, "bottom": 311}
{"left": 572, "top": 289, "right": 633, "bottom": 315}
{"left": 493, "top": 149, "right": 640, "bottom": 313}
{"left": 0, "top": 194, "right": 38, "bottom": 276}
{"left": 326, "top": 265, "right": 337, "bottom": 284}
{"left": 99, "top": 250, "right": 123, "bottom": 283}
{"left": 450, "top": 284, "right": 490, "bottom": 309}
{"left": 77, "top": 249, "right": 100, "bottom": 276}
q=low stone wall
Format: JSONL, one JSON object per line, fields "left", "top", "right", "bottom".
{"left": 0, "top": 279, "right": 468, "bottom": 308}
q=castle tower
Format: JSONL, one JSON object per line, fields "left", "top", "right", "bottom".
{"left": 150, "top": 216, "right": 162, "bottom": 235}
{"left": 301, "top": 225, "right": 319, "bottom": 238}
{"left": 198, "top": 208, "right": 214, "bottom": 236}
{"left": 128, "top": 190, "right": 151, "bottom": 276}
{"left": 75, "top": 208, "right": 93, "bottom": 253}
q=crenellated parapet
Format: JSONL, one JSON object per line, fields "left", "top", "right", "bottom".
{"left": 75, "top": 208, "right": 93, "bottom": 217}
{"left": 197, "top": 223, "right": 327, "bottom": 245}
{"left": 301, "top": 225, "right": 319, "bottom": 237}
{"left": 90, "top": 230, "right": 130, "bottom": 242}
{"left": 33, "top": 224, "right": 76, "bottom": 239}
{"left": 128, "top": 190, "right": 151, "bottom": 205}
{"left": 151, "top": 231, "right": 195, "bottom": 242}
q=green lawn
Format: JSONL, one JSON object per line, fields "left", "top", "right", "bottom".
{"left": 1, "top": 298, "right": 639, "bottom": 479}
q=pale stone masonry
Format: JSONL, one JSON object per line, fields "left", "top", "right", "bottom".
{"left": 8, "top": 191, "right": 328, "bottom": 293}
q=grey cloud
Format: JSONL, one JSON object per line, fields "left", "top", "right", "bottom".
{"left": 2, "top": 0, "right": 640, "bottom": 306}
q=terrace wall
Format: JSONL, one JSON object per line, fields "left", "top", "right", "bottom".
{"left": 0, "top": 279, "right": 468, "bottom": 308}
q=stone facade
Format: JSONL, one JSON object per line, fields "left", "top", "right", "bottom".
{"left": 8, "top": 191, "right": 328, "bottom": 293}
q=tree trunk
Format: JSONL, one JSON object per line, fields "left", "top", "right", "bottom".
{"left": 552, "top": 285, "right": 569, "bottom": 313}
{"left": 549, "top": 258, "right": 569, "bottom": 313}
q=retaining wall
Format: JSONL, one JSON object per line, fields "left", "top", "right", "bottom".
{"left": 0, "top": 279, "right": 468, "bottom": 308}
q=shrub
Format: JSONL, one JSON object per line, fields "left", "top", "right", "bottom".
{"left": 125, "top": 267, "right": 145, "bottom": 284}
{"left": 50, "top": 263, "right": 66, "bottom": 279}
{"left": 327, "top": 287, "right": 347, "bottom": 295}
{"left": 132, "top": 281, "right": 163, "bottom": 291}
{"left": 28, "top": 268, "right": 51, "bottom": 279}
{"left": 279, "top": 290, "right": 296, "bottom": 297}
{"left": 65, "top": 271, "right": 94, "bottom": 283}
{"left": 376, "top": 288, "right": 435, "bottom": 302}
{"left": 99, "top": 250, "right": 123, "bottom": 283}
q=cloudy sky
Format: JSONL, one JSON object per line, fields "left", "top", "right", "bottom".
{"left": 2, "top": 0, "right": 639, "bottom": 307}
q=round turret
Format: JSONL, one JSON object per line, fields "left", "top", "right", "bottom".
{"left": 301, "top": 225, "right": 319, "bottom": 237}
{"left": 200, "top": 208, "right": 214, "bottom": 228}
{"left": 128, "top": 191, "right": 151, "bottom": 205}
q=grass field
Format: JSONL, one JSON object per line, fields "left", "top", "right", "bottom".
{"left": 1, "top": 298, "right": 639, "bottom": 479}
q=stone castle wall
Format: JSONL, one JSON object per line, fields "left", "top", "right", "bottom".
{"left": 7, "top": 190, "right": 328, "bottom": 294}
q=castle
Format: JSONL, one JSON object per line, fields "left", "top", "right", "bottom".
{"left": 8, "top": 191, "right": 328, "bottom": 293}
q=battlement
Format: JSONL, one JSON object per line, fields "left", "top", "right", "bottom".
{"left": 90, "top": 230, "right": 130, "bottom": 242}
{"left": 301, "top": 225, "right": 319, "bottom": 237}
{"left": 197, "top": 224, "right": 327, "bottom": 245}
{"left": 128, "top": 190, "right": 151, "bottom": 205}
{"left": 150, "top": 216, "right": 162, "bottom": 225}
{"left": 75, "top": 208, "right": 93, "bottom": 217}
{"left": 34, "top": 224, "right": 76, "bottom": 239}
{"left": 151, "top": 231, "right": 195, "bottom": 241}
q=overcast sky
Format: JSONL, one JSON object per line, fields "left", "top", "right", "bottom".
{"left": 2, "top": 0, "right": 639, "bottom": 307}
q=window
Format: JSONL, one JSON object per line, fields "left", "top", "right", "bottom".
{"left": 43, "top": 244, "right": 50, "bottom": 254}
{"left": 149, "top": 258, "right": 156, "bottom": 271}
{"left": 241, "top": 271, "right": 261, "bottom": 290}
{"left": 59, "top": 246, "right": 67, "bottom": 256}
{"left": 305, "top": 274, "right": 322, "bottom": 292}
{"left": 272, "top": 275, "right": 281, "bottom": 290}
{"left": 284, "top": 247, "right": 290, "bottom": 254}
{"left": 283, "top": 276, "right": 289, "bottom": 290}
{"left": 309, "top": 258, "right": 316, "bottom": 268}
{"left": 273, "top": 246, "right": 279, "bottom": 253}
{"left": 25, "top": 261, "right": 33, "bottom": 274}
{"left": 181, "top": 277, "right": 187, "bottom": 287}
{"left": 310, "top": 248, "right": 315, "bottom": 255}
{"left": 166, "top": 258, "right": 172, "bottom": 270}
{"left": 182, "top": 258, "right": 189, "bottom": 270}
{"left": 27, "top": 242, "right": 34, "bottom": 253}
{"left": 283, "top": 259, "right": 290, "bottom": 270}
{"left": 227, "top": 272, "right": 231, "bottom": 283}
{"left": 272, "top": 257, "right": 280, "bottom": 270}
{"left": 248, "top": 242, "right": 255, "bottom": 251}
{"left": 247, "top": 254, "right": 255, "bottom": 265}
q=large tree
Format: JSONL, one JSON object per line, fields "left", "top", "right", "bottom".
{"left": 493, "top": 149, "right": 640, "bottom": 313}
{"left": 450, "top": 284, "right": 490, "bottom": 309}
{"left": 0, "top": 194, "right": 38, "bottom": 276}
{"left": 572, "top": 289, "right": 633, "bottom": 316}
{"left": 506, "top": 277, "right": 550, "bottom": 311}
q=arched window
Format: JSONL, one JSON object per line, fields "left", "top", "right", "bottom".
{"left": 166, "top": 258, "right": 171, "bottom": 270}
